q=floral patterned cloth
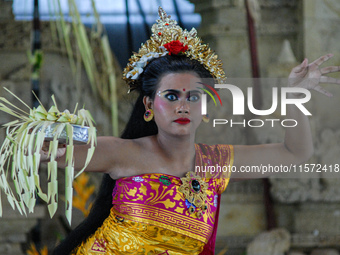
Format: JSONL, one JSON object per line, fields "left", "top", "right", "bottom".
{"left": 72, "top": 143, "right": 233, "bottom": 255}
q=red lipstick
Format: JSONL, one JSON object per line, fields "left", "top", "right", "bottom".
{"left": 174, "top": 118, "right": 191, "bottom": 125}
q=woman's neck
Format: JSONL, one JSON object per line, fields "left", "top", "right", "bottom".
{"left": 155, "top": 131, "right": 196, "bottom": 163}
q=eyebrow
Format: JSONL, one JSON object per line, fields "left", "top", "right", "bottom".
{"left": 159, "top": 89, "right": 203, "bottom": 94}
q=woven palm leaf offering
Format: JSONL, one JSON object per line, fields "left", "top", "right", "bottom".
{"left": 0, "top": 88, "right": 96, "bottom": 224}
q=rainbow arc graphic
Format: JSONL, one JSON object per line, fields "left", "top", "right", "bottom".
{"left": 197, "top": 82, "right": 222, "bottom": 115}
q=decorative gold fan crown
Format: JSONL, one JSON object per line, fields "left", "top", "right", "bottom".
{"left": 123, "top": 7, "right": 226, "bottom": 92}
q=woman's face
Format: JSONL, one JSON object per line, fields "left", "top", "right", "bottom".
{"left": 147, "top": 72, "right": 204, "bottom": 137}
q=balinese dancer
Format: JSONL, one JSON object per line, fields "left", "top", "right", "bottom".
{"left": 49, "top": 7, "right": 340, "bottom": 255}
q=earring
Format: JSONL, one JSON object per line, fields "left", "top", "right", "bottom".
{"left": 144, "top": 109, "right": 154, "bottom": 122}
{"left": 202, "top": 114, "right": 209, "bottom": 123}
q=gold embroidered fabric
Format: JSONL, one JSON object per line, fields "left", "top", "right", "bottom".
{"left": 72, "top": 208, "right": 204, "bottom": 255}
{"left": 72, "top": 144, "right": 233, "bottom": 255}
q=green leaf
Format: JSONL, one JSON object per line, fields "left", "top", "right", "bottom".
{"left": 57, "top": 115, "right": 70, "bottom": 122}
{"left": 32, "top": 111, "right": 47, "bottom": 121}
{"left": 0, "top": 88, "right": 97, "bottom": 224}
{"left": 65, "top": 166, "right": 74, "bottom": 225}
{"left": 35, "top": 105, "right": 48, "bottom": 115}
{"left": 46, "top": 112, "right": 59, "bottom": 121}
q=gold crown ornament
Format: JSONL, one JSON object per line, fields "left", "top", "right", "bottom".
{"left": 123, "top": 7, "right": 226, "bottom": 92}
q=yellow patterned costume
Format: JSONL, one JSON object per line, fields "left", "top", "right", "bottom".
{"left": 72, "top": 143, "right": 233, "bottom": 255}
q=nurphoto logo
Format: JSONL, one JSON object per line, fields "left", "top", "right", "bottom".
{"left": 200, "top": 83, "right": 312, "bottom": 128}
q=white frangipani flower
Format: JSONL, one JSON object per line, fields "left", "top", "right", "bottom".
{"left": 159, "top": 46, "right": 167, "bottom": 53}
{"left": 126, "top": 67, "right": 143, "bottom": 80}
{"left": 128, "top": 50, "right": 168, "bottom": 81}
{"left": 134, "top": 61, "right": 147, "bottom": 68}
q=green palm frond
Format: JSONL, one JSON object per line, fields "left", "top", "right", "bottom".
{"left": 50, "top": 0, "right": 119, "bottom": 136}
{"left": 0, "top": 88, "right": 96, "bottom": 224}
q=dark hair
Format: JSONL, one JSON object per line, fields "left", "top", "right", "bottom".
{"left": 53, "top": 55, "right": 212, "bottom": 254}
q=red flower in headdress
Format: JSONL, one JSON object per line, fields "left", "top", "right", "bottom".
{"left": 163, "top": 40, "right": 188, "bottom": 55}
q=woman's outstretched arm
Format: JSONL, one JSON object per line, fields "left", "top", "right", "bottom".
{"left": 40, "top": 136, "right": 135, "bottom": 174}
{"left": 231, "top": 54, "right": 340, "bottom": 181}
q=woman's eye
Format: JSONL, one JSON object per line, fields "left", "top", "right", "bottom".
{"left": 165, "top": 93, "right": 178, "bottom": 101}
{"left": 188, "top": 94, "right": 200, "bottom": 102}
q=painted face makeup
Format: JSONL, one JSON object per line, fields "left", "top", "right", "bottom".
{"left": 151, "top": 73, "right": 204, "bottom": 136}
{"left": 156, "top": 88, "right": 202, "bottom": 103}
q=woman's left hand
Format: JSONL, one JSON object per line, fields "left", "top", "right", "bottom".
{"left": 288, "top": 54, "right": 340, "bottom": 97}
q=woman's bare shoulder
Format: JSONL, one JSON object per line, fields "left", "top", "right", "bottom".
{"left": 98, "top": 135, "right": 156, "bottom": 149}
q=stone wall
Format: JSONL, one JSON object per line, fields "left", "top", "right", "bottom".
{"left": 191, "top": 0, "right": 340, "bottom": 254}
{"left": 0, "top": 0, "right": 129, "bottom": 253}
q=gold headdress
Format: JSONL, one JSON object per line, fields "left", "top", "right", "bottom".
{"left": 123, "top": 7, "right": 226, "bottom": 92}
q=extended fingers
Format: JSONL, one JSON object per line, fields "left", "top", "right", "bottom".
{"left": 309, "top": 54, "right": 334, "bottom": 67}
{"left": 316, "top": 74, "right": 338, "bottom": 98}
{"left": 320, "top": 76, "right": 340, "bottom": 84}
{"left": 293, "top": 58, "right": 308, "bottom": 73}
{"left": 313, "top": 85, "right": 333, "bottom": 97}
{"left": 320, "top": 66, "right": 340, "bottom": 75}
